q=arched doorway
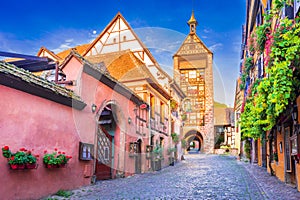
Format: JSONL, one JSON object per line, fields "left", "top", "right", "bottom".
{"left": 96, "top": 103, "right": 120, "bottom": 180}
{"left": 184, "top": 130, "right": 203, "bottom": 153}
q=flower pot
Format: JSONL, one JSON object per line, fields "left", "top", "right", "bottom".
{"left": 26, "top": 163, "right": 37, "bottom": 169}
{"left": 17, "top": 164, "right": 26, "bottom": 170}
{"left": 58, "top": 163, "right": 67, "bottom": 168}
{"left": 169, "top": 157, "right": 175, "bottom": 166}
{"left": 10, "top": 164, "right": 19, "bottom": 170}
{"left": 45, "top": 164, "right": 58, "bottom": 168}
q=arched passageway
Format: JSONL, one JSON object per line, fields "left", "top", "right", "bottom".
{"left": 184, "top": 130, "right": 204, "bottom": 153}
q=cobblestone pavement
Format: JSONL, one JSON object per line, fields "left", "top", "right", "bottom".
{"left": 46, "top": 154, "right": 300, "bottom": 200}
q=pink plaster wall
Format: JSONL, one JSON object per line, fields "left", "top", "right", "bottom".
{"left": 0, "top": 56, "right": 150, "bottom": 199}
{"left": 65, "top": 57, "right": 150, "bottom": 177}
{"left": 0, "top": 85, "right": 91, "bottom": 200}
{"left": 80, "top": 72, "right": 149, "bottom": 177}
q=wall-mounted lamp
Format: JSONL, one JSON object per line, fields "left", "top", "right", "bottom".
{"left": 128, "top": 117, "right": 132, "bottom": 124}
{"left": 91, "top": 104, "right": 97, "bottom": 113}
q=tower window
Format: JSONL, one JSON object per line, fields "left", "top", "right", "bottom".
{"left": 189, "top": 71, "right": 197, "bottom": 78}
{"left": 191, "top": 25, "right": 195, "bottom": 32}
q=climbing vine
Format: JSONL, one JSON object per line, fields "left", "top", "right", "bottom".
{"left": 240, "top": 1, "right": 300, "bottom": 139}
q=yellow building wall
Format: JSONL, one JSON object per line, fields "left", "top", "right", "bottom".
{"left": 257, "top": 138, "right": 262, "bottom": 166}
{"left": 276, "top": 132, "right": 285, "bottom": 182}
{"left": 266, "top": 130, "right": 285, "bottom": 182}
{"left": 297, "top": 164, "right": 300, "bottom": 191}
{"left": 296, "top": 96, "right": 300, "bottom": 191}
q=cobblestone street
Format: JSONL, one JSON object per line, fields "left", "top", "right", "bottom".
{"left": 47, "top": 154, "right": 300, "bottom": 200}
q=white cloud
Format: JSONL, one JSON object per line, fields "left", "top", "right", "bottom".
{"left": 135, "top": 27, "right": 185, "bottom": 53}
{"left": 2, "top": 28, "right": 97, "bottom": 55}
{"left": 209, "top": 43, "right": 223, "bottom": 52}
{"left": 203, "top": 28, "right": 212, "bottom": 33}
{"left": 65, "top": 39, "right": 74, "bottom": 43}
{"left": 232, "top": 41, "right": 242, "bottom": 53}
{"left": 52, "top": 43, "right": 72, "bottom": 53}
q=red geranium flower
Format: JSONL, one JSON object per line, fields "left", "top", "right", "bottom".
{"left": 62, "top": 152, "right": 65, "bottom": 155}
{"left": 3, "top": 146, "right": 9, "bottom": 150}
{"left": 58, "top": 151, "right": 61, "bottom": 154}
{"left": 54, "top": 148, "right": 58, "bottom": 151}
{"left": 44, "top": 150, "right": 47, "bottom": 154}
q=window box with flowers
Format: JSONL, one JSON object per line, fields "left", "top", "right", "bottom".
{"left": 43, "top": 149, "right": 72, "bottom": 168}
{"left": 1, "top": 146, "right": 39, "bottom": 170}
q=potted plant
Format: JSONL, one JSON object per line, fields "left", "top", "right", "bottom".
{"left": 167, "top": 147, "right": 177, "bottom": 155}
{"left": 43, "top": 149, "right": 72, "bottom": 168}
{"left": 2, "top": 146, "right": 39, "bottom": 170}
{"left": 170, "top": 99, "right": 178, "bottom": 112}
{"left": 153, "top": 145, "right": 162, "bottom": 160}
{"left": 152, "top": 144, "right": 162, "bottom": 171}
{"left": 181, "top": 113, "right": 187, "bottom": 121}
{"left": 181, "top": 139, "right": 187, "bottom": 149}
{"left": 25, "top": 151, "right": 38, "bottom": 169}
{"left": 167, "top": 147, "right": 177, "bottom": 166}
{"left": 8, "top": 151, "right": 27, "bottom": 169}
{"left": 171, "top": 133, "right": 179, "bottom": 144}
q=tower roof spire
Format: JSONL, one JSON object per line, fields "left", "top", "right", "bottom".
{"left": 187, "top": 10, "right": 198, "bottom": 34}
{"left": 187, "top": 10, "right": 198, "bottom": 26}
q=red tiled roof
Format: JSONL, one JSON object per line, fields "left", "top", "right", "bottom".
{"left": 57, "top": 44, "right": 90, "bottom": 60}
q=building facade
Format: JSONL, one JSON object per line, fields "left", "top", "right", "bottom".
{"left": 36, "top": 13, "right": 186, "bottom": 169}
{"left": 173, "top": 11, "right": 214, "bottom": 153}
{"left": 0, "top": 50, "right": 150, "bottom": 199}
{"left": 237, "top": 0, "right": 300, "bottom": 191}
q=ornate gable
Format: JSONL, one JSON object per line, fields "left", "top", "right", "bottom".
{"left": 83, "top": 12, "right": 155, "bottom": 67}
{"left": 175, "top": 34, "right": 212, "bottom": 56}
{"left": 84, "top": 12, "right": 172, "bottom": 91}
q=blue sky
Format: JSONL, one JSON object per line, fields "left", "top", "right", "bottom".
{"left": 0, "top": 0, "right": 246, "bottom": 106}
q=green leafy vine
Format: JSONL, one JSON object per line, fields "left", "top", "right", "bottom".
{"left": 240, "top": 1, "right": 300, "bottom": 139}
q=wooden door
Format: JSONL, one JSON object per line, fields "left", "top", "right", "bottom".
{"left": 96, "top": 126, "right": 113, "bottom": 180}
